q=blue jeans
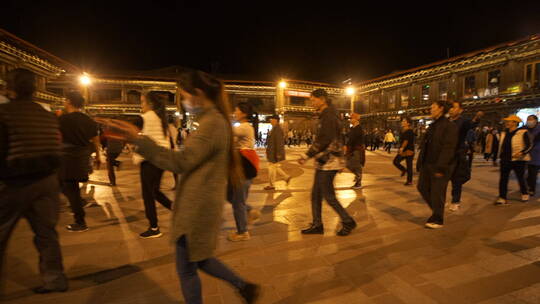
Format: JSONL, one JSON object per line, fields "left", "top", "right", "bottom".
{"left": 175, "top": 236, "right": 245, "bottom": 304}
{"left": 228, "top": 179, "right": 252, "bottom": 233}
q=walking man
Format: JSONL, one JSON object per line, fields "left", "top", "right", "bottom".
{"left": 384, "top": 129, "right": 395, "bottom": 153}
{"left": 393, "top": 117, "right": 415, "bottom": 186}
{"left": 346, "top": 113, "right": 365, "bottom": 189}
{"left": 0, "top": 68, "right": 68, "bottom": 293}
{"left": 265, "top": 115, "right": 291, "bottom": 190}
{"left": 448, "top": 101, "right": 483, "bottom": 211}
{"left": 417, "top": 100, "right": 458, "bottom": 229}
{"left": 299, "top": 89, "right": 357, "bottom": 236}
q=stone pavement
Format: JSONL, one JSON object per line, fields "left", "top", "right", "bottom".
{"left": 3, "top": 147, "right": 540, "bottom": 304}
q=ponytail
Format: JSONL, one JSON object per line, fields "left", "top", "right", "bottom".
{"left": 145, "top": 91, "right": 168, "bottom": 137}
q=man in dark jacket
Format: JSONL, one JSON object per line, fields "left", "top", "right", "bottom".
{"left": 264, "top": 115, "right": 291, "bottom": 190}
{"left": 448, "top": 101, "right": 483, "bottom": 211}
{"left": 346, "top": 112, "right": 365, "bottom": 189}
{"left": 58, "top": 92, "right": 101, "bottom": 232}
{"left": 417, "top": 100, "right": 458, "bottom": 229}
{"left": 299, "top": 89, "right": 356, "bottom": 236}
{"left": 0, "top": 69, "right": 68, "bottom": 293}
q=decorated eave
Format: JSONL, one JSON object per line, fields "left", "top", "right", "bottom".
{"left": 355, "top": 33, "right": 540, "bottom": 93}
{"left": 0, "top": 28, "right": 80, "bottom": 76}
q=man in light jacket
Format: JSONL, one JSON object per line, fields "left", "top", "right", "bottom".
{"left": 265, "top": 115, "right": 291, "bottom": 190}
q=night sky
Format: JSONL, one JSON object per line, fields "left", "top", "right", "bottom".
{"left": 1, "top": 0, "right": 540, "bottom": 84}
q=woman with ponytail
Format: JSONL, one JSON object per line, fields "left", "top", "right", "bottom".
{"left": 135, "top": 92, "right": 173, "bottom": 238}
{"left": 98, "top": 71, "right": 259, "bottom": 304}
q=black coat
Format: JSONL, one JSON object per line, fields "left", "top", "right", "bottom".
{"left": 417, "top": 116, "right": 458, "bottom": 177}
{"left": 266, "top": 125, "right": 286, "bottom": 163}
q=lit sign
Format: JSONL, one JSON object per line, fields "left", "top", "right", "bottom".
{"left": 285, "top": 90, "right": 311, "bottom": 97}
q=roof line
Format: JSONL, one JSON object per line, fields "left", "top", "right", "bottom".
{"left": 0, "top": 28, "right": 81, "bottom": 73}
{"left": 356, "top": 33, "right": 540, "bottom": 86}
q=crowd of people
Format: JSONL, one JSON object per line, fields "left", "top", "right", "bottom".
{"left": 2, "top": 68, "right": 540, "bottom": 304}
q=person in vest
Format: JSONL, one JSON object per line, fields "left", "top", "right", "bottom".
{"left": 134, "top": 92, "right": 173, "bottom": 238}
{"left": 264, "top": 114, "right": 291, "bottom": 191}
{"left": 496, "top": 115, "right": 532, "bottom": 205}
{"left": 416, "top": 100, "right": 458, "bottom": 229}
{"left": 525, "top": 115, "right": 540, "bottom": 196}
{"left": 0, "top": 68, "right": 68, "bottom": 293}
{"left": 59, "top": 91, "right": 102, "bottom": 232}
{"left": 299, "top": 89, "right": 357, "bottom": 236}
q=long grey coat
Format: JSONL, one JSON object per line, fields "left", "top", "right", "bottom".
{"left": 134, "top": 106, "right": 230, "bottom": 262}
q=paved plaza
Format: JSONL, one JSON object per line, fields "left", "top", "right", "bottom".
{"left": 3, "top": 147, "right": 540, "bottom": 304}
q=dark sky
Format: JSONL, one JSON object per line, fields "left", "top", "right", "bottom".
{"left": 1, "top": 0, "right": 540, "bottom": 84}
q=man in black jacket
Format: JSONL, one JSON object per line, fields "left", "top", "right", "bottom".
{"left": 346, "top": 113, "right": 365, "bottom": 189}
{"left": 448, "top": 101, "right": 483, "bottom": 211}
{"left": 264, "top": 115, "right": 291, "bottom": 190}
{"left": 298, "top": 89, "right": 356, "bottom": 236}
{"left": 417, "top": 100, "right": 458, "bottom": 229}
{"left": 0, "top": 69, "right": 68, "bottom": 293}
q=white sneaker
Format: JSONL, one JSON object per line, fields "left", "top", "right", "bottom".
{"left": 425, "top": 223, "right": 444, "bottom": 229}
{"left": 522, "top": 194, "right": 530, "bottom": 202}
{"left": 449, "top": 204, "right": 460, "bottom": 212}
{"left": 494, "top": 197, "right": 508, "bottom": 205}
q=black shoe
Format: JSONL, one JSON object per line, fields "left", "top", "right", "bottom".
{"left": 239, "top": 283, "right": 260, "bottom": 304}
{"left": 337, "top": 220, "right": 357, "bottom": 236}
{"left": 301, "top": 224, "right": 324, "bottom": 234}
{"left": 66, "top": 223, "right": 88, "bottom": 232}
{"left": 140, "top": 228, "right": 163, "bottom": 239}
{"left": 32, "top": 286, "right": 68, "bottom": 294}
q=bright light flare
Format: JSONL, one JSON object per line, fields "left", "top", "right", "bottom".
{"left": 79, "top": 74, "right": 91, "bottom": 86}
{"left": 345, "top": 86, "right": 356, "bottom": 96}
{"left": 279, "top": 81, "right": 287, "bottom": 89}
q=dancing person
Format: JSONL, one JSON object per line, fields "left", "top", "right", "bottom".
{"left": 495, "top": 115, "right": 532, "bottom": 204}
{"left": 526, "top": 115, "right": 540, "bottom": 196}
{"left": 417, "top": 100, "right": 458, "bottom": 229}
{"left": 345, "top": 113, "right": 365, "bottom": 189}
{"left": 393, "top": 117, "right": 415, "bottom": 186}
{"left": 265, "top": 114, "right": 291, "bottom": 191}
{"left": 0, "top": 68, "right": 68, "bottom": 293}
{"left": 134, "top": 92, "right": 173, "bottom": 238}
{"left": 299, "top": 89, "right": 357, "bottom": 236}
{"left": 59, "top": 91, "right": 101, "bottom": 232}
{"left": 447, "top": 101, "right": 483, "bottom": 211}
{"left": 99, "top": 70, "right": 260, "bottom": 304}
{"left": 227, "top": 102, "right": 260, "bottom": 241}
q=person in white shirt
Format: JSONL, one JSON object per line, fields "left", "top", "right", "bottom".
{"left": 135, "top": 92, "right": 173, "bottom": 239}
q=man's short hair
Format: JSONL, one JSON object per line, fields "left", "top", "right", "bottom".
{"left": 66, "top": 91, "right": 85, "bottom": 109}
{"left": 6, "top": 68, "right": 36, "bottom": 100}
{"left": 269, "top": 114, "right": 280, "bottom": 122}
{"left": 402, "top": 116, "right": 412, "bottom": 125}
{"left": 433, "top": 100, "right": 452, "bottom": 114}
{"left": 311, "top": 89, "right": 332, "bottom": 105}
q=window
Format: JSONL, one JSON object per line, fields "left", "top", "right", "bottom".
{"left": 422, "top": 84, "right": 430, "bottom": 103}
{"left": 488, "top": 70, "right": 501, "bottom": 95}
{"left": 439, "top": 81, "right": 448, "bottom": 100}
{"left": 371, "top": 94, "right": 380, "bottom": 111}
{"left": 464, "top": 76, "right": 476, "bottom": 96}
{"left": 93, "top": 89, "right": 122, "bottom": 103}
{"left": 526, "top": 64, "right": 533, "bottom": 86}
{"left": 388, "top": 93, "right": 396, "bottom": 110}
{"left": 290, "top": 96, "right": 306, "bottom": 106}
{"left": 401, "top": 89, "right": 409, "bottom": 107}
{"left": 524, "top": 63, "right": 540, "bottom": 89}
{"left": 127, "top": 90, "right": 141, "bottom": 103}
{"left": 535, "top": 63, "right": 540, "bottom": 88}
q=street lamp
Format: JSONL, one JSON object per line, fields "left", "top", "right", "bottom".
{"left": 346, "top": 86, "right": 356, "bottom": 96}
{"left": 79, "top": 73, "right": 91, "bottom": 86}
{"left": 279, "top": 81, "right": 287, "bottom": 89}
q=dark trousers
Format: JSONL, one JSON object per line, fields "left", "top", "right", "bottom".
{"left": 385, "top": 143, "right": 392, "bottom": 153}
{"left": 451, "top": 181, "right": 463, "bottom": 203}
{"left": 140, "top": 161, "right": 172, "bottom": 228}
{"left": 311, "top": 170, "right": 354, "bottom": 226}
{"left": 417, "top": 165, "right": 451, "bottom": 225}
{"left": 393, "top": 154, "right": 413, "bottom": 183}
{"left": 0, "top": 175, "right": 67, "bottom": 290}
{"left": 106, "top": 152, "right": 120, "bottom": 185}
{"left": 527, "top": 164, "right": 539, "bottom": 194}
{"left": 499, "top": 161, "right": 528, "bottom": 199}
{"left": 346, "top": 151, "right": 363, "bottom": 185}
{"left": 62, "top": 181, "right": 85, "bottom": 225}
{"left": 175, "top": 235, "right": 245, "bottom": 304}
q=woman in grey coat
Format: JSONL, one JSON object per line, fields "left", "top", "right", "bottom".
{"left": 98, "top": 71, "right": 259, "bottom": 304}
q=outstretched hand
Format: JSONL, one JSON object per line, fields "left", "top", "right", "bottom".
{"left": 95, "top": 118, "right": 140, "bottom": 141}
